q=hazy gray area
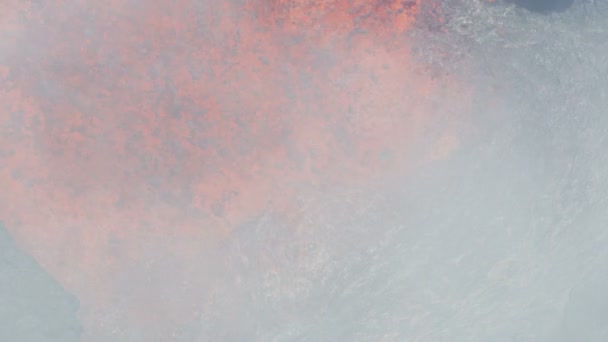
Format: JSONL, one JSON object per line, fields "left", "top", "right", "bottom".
{"left": 0, "top": 224, "right": 81, "bottom": 341}
{"left": 226, "top": 1, "right": 608, "bottom": 340}
{"left": 200, "top": 1, "right": 608, "bottom": 340}
{"left": 3, "top": 0, "right": 608, "bottom": 341}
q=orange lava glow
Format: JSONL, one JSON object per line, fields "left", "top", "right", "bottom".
{"left": 0, "top": 0, "right": 472, "bottom": 338}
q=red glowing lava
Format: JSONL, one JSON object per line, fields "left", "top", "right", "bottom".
{"left": 0, "top": 0, "right": 471, "bottom": 338}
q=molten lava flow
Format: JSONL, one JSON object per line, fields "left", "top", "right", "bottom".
{"left": 0, "top": 0, "right": 471, "bottom": 338}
